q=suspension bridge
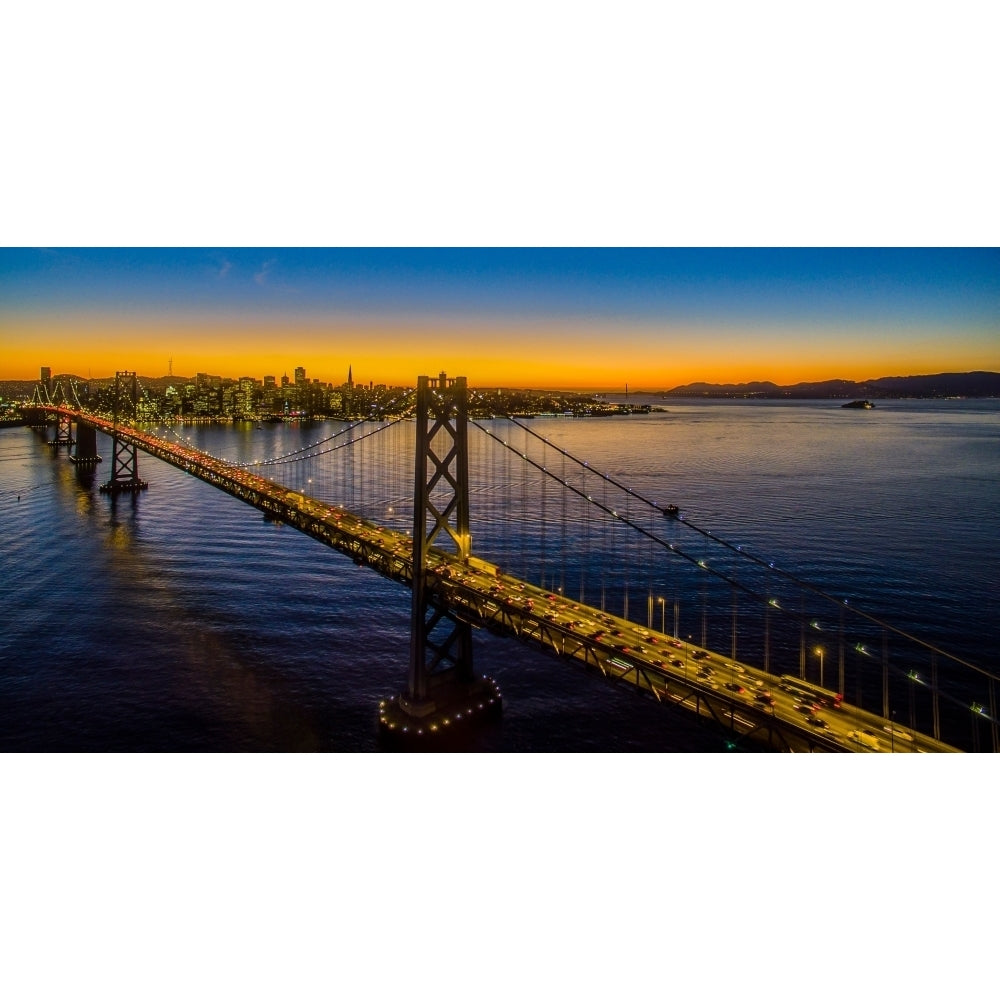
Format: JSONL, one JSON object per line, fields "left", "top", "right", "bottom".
{"left": 23, "top": 370, "right": 997, "bottom": 752}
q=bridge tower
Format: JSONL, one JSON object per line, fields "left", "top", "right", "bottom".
{"left": 379, "top": 371, "right": 501, "bottom": 743}
{"left": 27, "top": 385, "right": 49, "bottom": 429}
{"left": 44, "top": 381, "right": 74, "bottom": 448}
{"left": 100, "top": 371, "right": 148, "bottom": 493}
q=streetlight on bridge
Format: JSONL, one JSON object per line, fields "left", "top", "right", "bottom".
{"left": 657, "top": 596, "right": 665, "bottom": 635}
{"left": 815, "top": 646, "right": 825, "bottom": 688}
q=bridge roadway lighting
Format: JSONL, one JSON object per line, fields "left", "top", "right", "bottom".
{"left": 815, "top": 647, "right": 825, "bottom": 688}
{"left": 658, "top": 596, "right": 665, "bottom": 634}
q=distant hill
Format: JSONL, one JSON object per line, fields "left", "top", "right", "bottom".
{"left": 664, "top": 371, "right": 1000, "bottom": 399}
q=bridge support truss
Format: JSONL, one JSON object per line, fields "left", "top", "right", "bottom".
{"left": 48, "top": 412, "right": 74, "bottom": 449}
{"left": 100, "top": 372, "right": 147, "bottom": 494}
{"left": 379, "top": 371, "right": 501, "bottom": 744}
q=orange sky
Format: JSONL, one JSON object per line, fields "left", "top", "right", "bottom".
{"left": 4, "top": 311, "right": 996, "bottom": 391}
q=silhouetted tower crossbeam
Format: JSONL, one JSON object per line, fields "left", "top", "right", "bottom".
{"left": 100, "top": 371, "right": 148, "bottom": 493}
{"left": 379, "top": 371, "right": 500, "bottom": 743}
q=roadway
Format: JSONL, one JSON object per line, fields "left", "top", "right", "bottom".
{"left": 427, "top": 558, "right": 959, "bottom": 752}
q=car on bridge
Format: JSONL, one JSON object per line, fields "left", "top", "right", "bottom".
{"left": 848, "top": 729, "right": 881, "bottom": 750}
{"left": 883, "top": 724, "right": 914, "bottom": 742}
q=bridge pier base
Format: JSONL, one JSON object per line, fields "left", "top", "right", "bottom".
{"left": 100, "top": 477, "right": 148, "bottom": 494}
{"left": 378, "top": 674, "right": 502, "bottom": 747}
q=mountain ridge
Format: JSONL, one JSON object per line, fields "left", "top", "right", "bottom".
{"left": 662, "top": 371, "right": 1000, "bottom": 399}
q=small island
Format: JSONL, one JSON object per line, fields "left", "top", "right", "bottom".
{"left": 841, "top": 399, "right": 875, "bottom": 409}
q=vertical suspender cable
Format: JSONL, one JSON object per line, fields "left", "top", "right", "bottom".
{"left": 932, "top": 652, "right": 940, "bottom": 741}
{"left": 519, "top": 422, "right": 527, "bottom": 581}
{"left": 539, "top": 433, "right": 547, "bottom": 590}
{"left": 991, "top": 678, "right": 998, "bottom": 754}
{"left": 560, "top": 444, "right": 567, "bottom": 598}
{"left": 882, "top": 627, "right": 889, "bottom": 720}
{"left": 600, "top": 475, "right": 608, "bottom": 612}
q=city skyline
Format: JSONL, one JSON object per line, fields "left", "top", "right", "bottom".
{"left": 2, "top": 248, "right": 998, "bottom": 390}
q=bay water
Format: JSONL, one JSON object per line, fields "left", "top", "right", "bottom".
{"left": 2, "top": 398, "right": 997, "bottom": 751}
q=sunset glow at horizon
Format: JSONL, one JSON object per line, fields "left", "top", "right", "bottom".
{"left": 2, "top": 249, "right": 998, "bottom": 391}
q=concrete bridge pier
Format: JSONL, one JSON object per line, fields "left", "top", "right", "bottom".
{"left": 378, "top": 673, "right": 502, "bottom": 747}
{"left": 23, "top": 407, "right": 47, "bottom": 429}
{"left": 70, "top": 420, "right": 102, "bottom": 465}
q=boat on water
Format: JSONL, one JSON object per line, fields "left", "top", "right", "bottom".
{"left": 841, "top": 399, "right": 875, "bottom": 409}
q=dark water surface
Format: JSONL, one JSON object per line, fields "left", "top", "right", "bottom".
{"left": 2, "top": 399, "right": 998, "bottom": 751}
